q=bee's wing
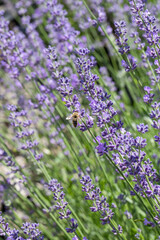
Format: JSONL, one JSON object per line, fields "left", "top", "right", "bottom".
{"left": 66, "top": 115, "right": 72, "bottom": 120}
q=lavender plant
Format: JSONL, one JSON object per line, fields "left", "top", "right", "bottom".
{"left": 0, "top": 0, "right": 160, "bottom": 239}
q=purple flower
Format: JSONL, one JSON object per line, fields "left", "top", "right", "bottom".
{"left": 154, "top": 133, "right": 160, "bottom": 144}
{"left": 135, "top": 233, "right": 140, "bottom": 239}
{"left": 112, "top": 225, "right": 123, "bottom": 235}
{"left": 21, "top": 222, "right": 43, "bottom": 240}
{"left": 144, "top": 86, "right": 152, "bottom": 94}
{"left": 72, "top": 236, "right": 79, "bottom": 240}
{"left": 76, "top": 48, "right": 90, "bottom": 56}
{"left": 96, "top": 142, "right": 108, "bottom": 156}
{"left": 47, "top": 179, "right": 78, "bottom": 233}
{"left": 7, "top": 105, "right": 43, "bottom": 161}
{"left": 129, "top": 0, "right": 160, "bottom": 46}
{"left": 134, "top": 136, "right": 147, "bottom": 148}
{"left": 80, "top": 175, "right": 115, "bottom": 225}
{"left": 124, "top": 211, "right": 133, "bottom": 219}
{"left": 66, "top": 218, "right": 78, "bottom": 233}
{"left": 143, "top": 88, "right": 154, "bottom": 103}
{"left": 137, "top": 123, "right": 148, "bottom": 133}
{"left": 144, "top": 218, "right": 154, "bottom": 227}
{"left": 72, "top": 236, "right": 88, "bottom": 240}
{"left": 114, "top": 20, "right": 130, "bottom": 54}
{"left": 122, "top": 55, "right": 137, "bottom": 72}
{"left": 0, "top": 212, "right": 44, "bottom": 239}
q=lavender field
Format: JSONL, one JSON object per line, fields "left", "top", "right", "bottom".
{"left": 0, "top": 0, "right": 160, "bottom": 239}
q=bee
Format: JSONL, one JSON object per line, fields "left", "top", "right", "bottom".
{"left": 66, "top": 111, "right": 81, "bottom": 127}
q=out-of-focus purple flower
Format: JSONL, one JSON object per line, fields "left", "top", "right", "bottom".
{"left": 66, "top": 218, "right": 78, "bottom": 233}
{"left": 99, "top": 67, "right": 117, "bottom": 92}
{"left": 154, "top": 133, "right": 160, "bottom": 144}
{"left": 72, "top": 236, "right": 79, "bottom": 240}
{"left": 112, "top": 224, "right": 123, "bottom": 235}
{"left": 72, "top": 236, "right": 88, "bottom": 240}
{"left": 144, "top": 218, "right": 155, "bottom": 227}
{"left": 122, "top": 56, "right": 137, "bottom": 72}
{"left": 124, "top": 211, "right": 133, "bottom": 219}
{"left": 143, "top": 86, "right": 154, "bottom": 103}
{"left": 96, "top": 142, "right": 108, "bottom": 156}
{"left": 137, "top": 123, "right": 148, "bottom": 133}
{"left": 0, "top": 149, "right": 7, "bottom": 160}
{"left": 135, "top": 233, "right": 140, "bottom": 239}
{"left": 21, "top": 222, "right": 44, "bottom": 240}
{"left": 0, "top": 147, "right": 19, "bottom": 175}
{"left": 7, "top": 105, "right": 43, "bottom": 161}
{"left": 76, "top": 48, "right": 90, "bottom": 56}
{"left": 144, "top": 86, "right": 152, "bottom": 93}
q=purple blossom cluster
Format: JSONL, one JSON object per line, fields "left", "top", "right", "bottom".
{"left": 137, "top": 123, "right": 148, "bottom": 133}
{"left": 80, "top": 174, "right": 123, "bottom": 235}
{"left": 47, "top": 179, "right": 78, "bottom": 234}
{"left": 114, "top": 21, "right": 130, "bottom": 55}
{"left": 7, "top": 104, "right": 43, "bottom": 161}
{"left": 128, "top": 0, "right": 160, "bottom": 139}
{"left": 114, "top": 20, "right": 137, "bottom": 71}
{"left": 72, "top": 47, "right": 160, "bottom": 227}
{"left": 129, "top": 0, "right": 160, "bottom": 46}
{"left": 111, "top": 0, "right": 160, "bottom": 149}
{"left": 64, "top": 0, "right": 106, "bottom": 30}
{"left": 0, "top": 148, "right": 19, "bottom": 174}
{"left": 80, "top": 175, "right": 115, "bottom": 224}
{"left": 0, "top": 212, "right": 43, "bottom": 240}
{"left": 47, "top": 179, "right": 72, "bottom": 219}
